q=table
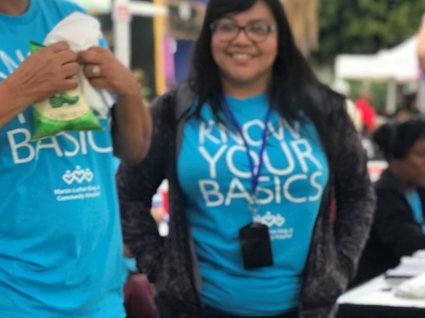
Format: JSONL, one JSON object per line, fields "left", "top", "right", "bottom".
{"left": 337, "top": 275, "right": 425, "bottom": 318}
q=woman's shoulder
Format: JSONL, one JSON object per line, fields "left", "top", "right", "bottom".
{"left": 151, "top": 82, "right": 194, "bottom": 115}
{"left": 43, "top": 0, "right": 87, "bottom": 15}
{"left": 149, "top": 82, "right": 196, "bottom": 133}
{"left": 375, "top": 169, "right": 403, "bottom": 192}
{"left": 303, "top": 83, "right": 346, "bottom": 115}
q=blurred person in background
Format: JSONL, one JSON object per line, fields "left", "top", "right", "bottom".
{"left": 0, "top": 0, "right": 151, "bottom": 317}
{"left": 353, "top": 116, "right": 425, "bottom": 286}
{"left": 355, "top": 91, "right": 379, "bottom": 159}
{"left": 355, "top": 91, "right": 377, "bottom": 136}
{"left": 417, "top": 12, "right": 425, "bottom": 112}
{"left": 393, "top": 90, "right": 420, "bottom": 123}
{"left": 332, "top": 80, "right": 363, "bottom": 133}
{"left": 118, "top": 0, "right": 375, "bottom": 317}
{"left": 418, "top": 12, "right": 425, "bottom": 74}
{"left": 345, "top": 98, "right": 363, "bottom": 133}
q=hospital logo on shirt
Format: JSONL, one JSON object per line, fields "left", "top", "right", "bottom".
{"left": 254, "top": 211, "right": 285, "bottom": 227}
{"left": 254, "top": 211, "right": 294, "bottom": 240}
{"left": 52, "top": 166, "right": 101, "bottom": 202}
{"left": 62, "top": 166, "right": 94, "bottom": 184}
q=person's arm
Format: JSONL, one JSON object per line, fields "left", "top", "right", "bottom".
{"left": 117, "top": 94, "right": 172, "bottom": 281}
{"left": 0, "top": 79, "right": 29, "bottom": 128}
{"left": 418, "top": 13, "right": 425, "bottom": 74}
{"left": 112, "top": 89, "right": 152, "bottom": 164}
{"left": 374, "top": 189, "right": 425, "bottom": 258}
{"left": 0, "top": 42, "right": 79, "bottom": 129}
{"left": 78, "top": 47, "right": 152, "bottom": 165}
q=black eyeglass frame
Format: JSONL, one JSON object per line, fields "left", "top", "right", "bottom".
{"left": 209, "top": 20, "right": 277, "bottom": 43}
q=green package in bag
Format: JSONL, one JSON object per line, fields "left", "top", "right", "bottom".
{"left": 29, "top": 41, "right": 102, "bottom": 141}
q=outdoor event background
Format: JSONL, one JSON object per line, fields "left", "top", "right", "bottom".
{"left": 72, "top": 0, "right": 425, "bottom": 115}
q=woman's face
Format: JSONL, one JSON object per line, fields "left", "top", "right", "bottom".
{"left": 210, "top": 0, "right": 278, "bottom": 96}
{"left": 393, "top": 138, "right": 425, "bottom": 188}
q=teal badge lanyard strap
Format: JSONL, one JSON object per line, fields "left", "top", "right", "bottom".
{"left": 405, "top": 190, "right": 425, "bottom": 234}
{"left": 222, "top": 100, "right": 273, "bottom": 222}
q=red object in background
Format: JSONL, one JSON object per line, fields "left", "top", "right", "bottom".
{"left": 159, "top": 180, "right": 169, "bottom": 213}
{"left": 367, "top": 160, "right": 388, "bottom": 183}
{"left": 161, "top": 190, "right": 169, "bottom": 213}
{"left": 355, "top": 97, "right": 377, "bottom": 134}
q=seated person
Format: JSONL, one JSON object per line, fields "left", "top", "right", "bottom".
{"left": 353, "top": 116, "right": 425, "bottom": 286}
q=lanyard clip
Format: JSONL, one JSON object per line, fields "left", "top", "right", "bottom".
{"left": 249, "top": 194, "right": 259, "bottom": 219}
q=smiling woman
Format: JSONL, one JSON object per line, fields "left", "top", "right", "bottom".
{"left": 117, "top": 0, "right": 376, "bottom": 317}
{"left": 210, "top": 1, "right": 278, "bottom": 98}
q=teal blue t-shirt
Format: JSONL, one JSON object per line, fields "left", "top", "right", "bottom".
{"left": 0, "top": 1, "right": 125, "bottom": 317}
{"left": 178, "top": 94, "right": 329, "bottom": 316}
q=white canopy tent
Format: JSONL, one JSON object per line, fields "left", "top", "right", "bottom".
{"left": 334, "top": 36, "right": 420, "bottom": 113}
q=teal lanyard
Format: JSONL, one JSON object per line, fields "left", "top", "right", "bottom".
{"left": 405, "top": 190, "right": 425, "bottom": 234}
{"left": 222, "top": 100, "right": 273, "bottom": 220}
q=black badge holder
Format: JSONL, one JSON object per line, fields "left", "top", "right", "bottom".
{"left": 239, "top": 222, "right": 273, "bottom": 269}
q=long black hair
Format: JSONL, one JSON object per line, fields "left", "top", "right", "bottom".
{"left": 188, "top": 0, "right": 343, "bottom": 159}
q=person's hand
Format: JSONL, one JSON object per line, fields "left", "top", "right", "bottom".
{"left": 78, "top": 47, "right": 141, "bottom": 98}
{"left": 123, "top": 244, "right": 134, "bottom": 258}
{"left": 78, "top": 47, "right": 151, "bottom": 165}
{"left": 5, "top": 41, "right": 79, "bottom": 105}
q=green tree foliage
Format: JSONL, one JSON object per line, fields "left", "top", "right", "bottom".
{"left": 315, "top": 1, "right": 425, "bottom": 64}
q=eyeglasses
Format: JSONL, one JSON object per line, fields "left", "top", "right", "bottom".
{"left": 210, "top": 19, "right": 277, "bottom": 43}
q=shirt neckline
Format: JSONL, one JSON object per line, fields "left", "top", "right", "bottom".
{"left": 0, "top": 0, "right": 39, "bottom": 26}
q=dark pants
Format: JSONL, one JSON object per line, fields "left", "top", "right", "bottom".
{"left": 158, "top": 305, "right": 298, "bottom": 318}
{"left": 203, "top": 305, "right": 298, "bottom": 318}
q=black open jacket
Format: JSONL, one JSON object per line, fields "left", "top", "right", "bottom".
{"left": 354, "top": 169, "right": 425, "bottom": 285}
{"left": 117, "top": 83, "right": 376, "bottom": 318}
